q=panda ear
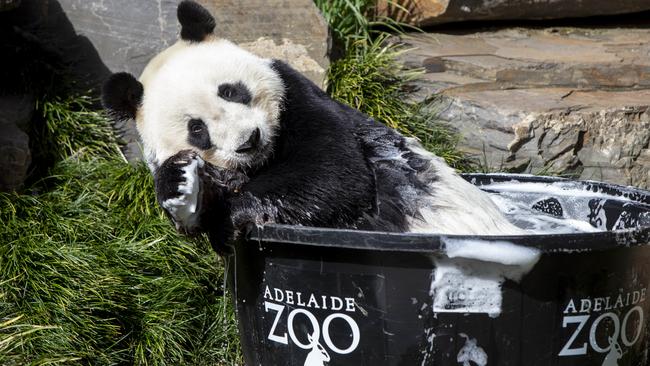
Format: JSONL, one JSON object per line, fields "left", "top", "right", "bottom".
{"left": 177, "top": 0, "right": 216, "bottom": 42}
{"left": 101, "top": 72, "right": 144, "bottom": 121}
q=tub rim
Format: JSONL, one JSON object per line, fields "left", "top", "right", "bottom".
{"left": 245, "top": 174, "right": 650, "bottom": 254}
{"left": 246, "top": 224, "right": 650, "bottom": 253}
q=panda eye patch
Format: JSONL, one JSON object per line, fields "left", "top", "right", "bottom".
{"left": 187, "top": 118, "right": 212, "bottom": 150}
{"left": 218, "top": 82, "right": 252, "bottom": 105}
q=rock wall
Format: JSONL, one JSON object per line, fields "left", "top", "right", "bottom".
{"left": 377, "top": 0, "right": 650, "bottom": 26}
{"left": 508, "top": 108, "right": 650, "bottom": 187}
{"left": 398, "top": 28, "right": 650, "bottom": 188}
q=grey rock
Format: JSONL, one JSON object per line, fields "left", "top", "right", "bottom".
{"left": 0, "top": 95, "right": 34, "bottom": 192}
{"left": 0, "top": 95, "right": 34, "bottom": 131}
{"left": 0, "top": 125, "right": 31, "bottom": 192}
{"left": 399, "top": 28, "right": 650, "bottom": 188}
{"left": 377, "top": 0, "right": 650, "bottom": 26}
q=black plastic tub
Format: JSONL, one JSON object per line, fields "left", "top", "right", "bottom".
{"left": 226, "top": 174, "right": 650, "bottom": 366}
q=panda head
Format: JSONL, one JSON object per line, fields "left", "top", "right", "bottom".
{"left": 102, "top": 0, "right": 284, "bottom": 171}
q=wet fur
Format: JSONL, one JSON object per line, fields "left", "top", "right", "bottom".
{"left": 154, "top": 60, "right": 520, "bottom": 252}
{"left": 104, "top": 0, "right": 521, "bottom": 253}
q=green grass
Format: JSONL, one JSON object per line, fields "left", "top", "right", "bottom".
{"left": 314, "top": 0, "right": 410, "bottom": 51}
{"left": 314, "top": 0, "right": 376, "bottom": 49}
{"left": 0, "top": 97, "right": 240, "bottom": 365}
{"left": 327, "top": 39, "right": 469, "bottom": 170}
{"left": 316, "top": 0, "right": 471, "bottom": 171}
{"left": 327, "top": 35, "right": 415, "bottom": 130}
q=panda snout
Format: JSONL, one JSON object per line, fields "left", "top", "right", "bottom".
{"left": 235, "top": 128, "right": 261, "bottom": 153}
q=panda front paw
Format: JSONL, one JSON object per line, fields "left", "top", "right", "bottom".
{"left": 155, "top": 150, "right": 205, "bottom": 234}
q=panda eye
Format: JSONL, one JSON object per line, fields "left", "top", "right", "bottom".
{"left": 187, "top": 118, "right": 212, "bottom": 150}
{"left": 189, "top": 118, "right": 205, "bottom": 134}
{"left": 218, "top": 82, "right": 252, "bottom": 105}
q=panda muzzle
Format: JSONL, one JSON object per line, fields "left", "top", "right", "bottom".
{"left": 235, "top": 128, "right": 261, "bottom": 153}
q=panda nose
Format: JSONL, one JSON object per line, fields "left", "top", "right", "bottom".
{"left": 235, "top": 128, "right": 261, "bottom": 153}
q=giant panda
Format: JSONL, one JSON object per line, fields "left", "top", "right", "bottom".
{"left": 102, "top": 0, "right": 521, "bottom": 252}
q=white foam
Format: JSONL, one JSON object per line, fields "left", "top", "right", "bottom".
{"left": 431, "top": 238, "right": 541, "bottom": 317}
{"left": 481, "top": 181, "right": 631, "bottom": 201}
{"left": 444, "top": 238, "right": 541, "bottom": 280}
{"left": 477, "top": 180, "right": 634, "bottom": 233}
{"left": 428, "top": 177, "right": 643, "bottom": 319}
{"left": 487, "top": 194, "right": 603, "bottom": 233}
{"left": 430, "top": 261, "right": 504, "bottom": 317}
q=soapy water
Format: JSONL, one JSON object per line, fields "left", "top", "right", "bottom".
{"left": 478, "top": 180, "right": 650, "bottom": 234}
{"left": 426, "top": 178, "right": 650, "bottom": 319}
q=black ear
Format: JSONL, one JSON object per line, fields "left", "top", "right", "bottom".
{"left": 101, "top": 72, "right": 144, "bottom": 121}
{"left": 177, "top": 0, "right": 216, "bottom": 42}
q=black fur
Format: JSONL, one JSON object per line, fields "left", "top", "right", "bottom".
{"left": 177, "top": 0, "right": 216, "bottom": 42}
{"left": 153, "top": 60, "right": 436, "bottom": 251}
{"left": 218, "top": 82, "right": 252, "bottom": 105}
{"left": 353, "top": 123, "right": 435, "bottom": 231}
{"left": 101, "top": 72, "right": 143, "bottom": 120}
{"left": 187, "top": 118, "right": 212, "bottom": 150}
{"left": 155, "top": 150, "right": 247, "bottom": 253}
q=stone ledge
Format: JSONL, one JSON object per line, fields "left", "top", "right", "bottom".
{"left": 377, "top": 0, "right": 650, "bottom": 26}
{"left": 399, "top": 28, "right": 650, "bottom": 188}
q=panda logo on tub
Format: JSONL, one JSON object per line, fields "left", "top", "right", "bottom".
{"left": 101, "top": 0, "right": 522, "bottom": 252}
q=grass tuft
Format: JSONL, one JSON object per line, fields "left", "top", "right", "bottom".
{"left": 1, "top": 96, "right": 241, "bottom": 365}
{"left": 317, "top": 0, "right": 471, "bottom": 171}
{"left": 314, "top": 0, "right": 412, "bottom": 51}
{"left": 327, "top": 36, "right": 416, "bottom": 130}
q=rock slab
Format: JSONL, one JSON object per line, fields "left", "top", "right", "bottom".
{"left": 377, "top": 0, "right": 650, "bottom": 26}
{"left": 399, "top": 28, "right": 650, "bottom": 188}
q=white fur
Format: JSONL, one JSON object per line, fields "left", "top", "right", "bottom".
{"left": 161, "top": 157, "right": 203, "bottom": 229}
{"left": 137, "top": 39, "right": 284, "bottom": 170}
{"left": 404, "top": 138, "right": 524, "bottom": 235}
